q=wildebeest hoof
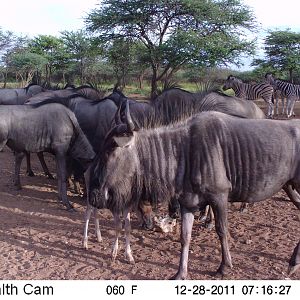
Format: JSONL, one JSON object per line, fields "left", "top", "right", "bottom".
{"left": 205, "top": 222, "right": 214, "bottom": 230}
{"left": 170, "top": 272, "right": 187, "bottom": 280}
{"left": 199, "top": 215, "right": 207, "bottom": 223}
{"left": 14, "top": 184, "right": 22, "bottom": 190}
{"left": 288, "top": 264, "right": 300, "bottom": 275}
{"left": 82, "top": 239, "right": 88, "bottom": 250}
{"left": 216, "top": 263, "right": 232, "bottom": 277}
{"left": 26, "top": 170, "right": 35, "bottom": 177}
{"left": 66, "top": 206, "right": 76, "bottom": 212}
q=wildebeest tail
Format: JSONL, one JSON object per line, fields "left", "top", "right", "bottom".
{"left": 67, "top": 111, "right": 95, "bottom": 170}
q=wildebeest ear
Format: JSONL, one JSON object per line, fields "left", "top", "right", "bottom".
{"left": 113, "top": 135, "right": 134, "bottom": 147}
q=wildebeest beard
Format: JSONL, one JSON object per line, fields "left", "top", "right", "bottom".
{"left": 89, "top": 124, "right": 189, "bottom": 212}
{"left": 88, "top": 152, "right": 141, "bottom": 212}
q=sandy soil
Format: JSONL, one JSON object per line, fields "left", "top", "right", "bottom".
{"left": 0, "top": 100, "right": 299, "bottom": 280}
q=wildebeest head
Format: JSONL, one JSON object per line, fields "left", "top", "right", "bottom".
{"left": 88, "top": 100, "right": 138, "bottom": 211}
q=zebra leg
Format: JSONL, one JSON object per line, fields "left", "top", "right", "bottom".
{"left": 275, "top": 97, "right": 279, "bottom": 115}
{"left": 290, "top": 96, "right": 297, "bottom": 117}
{"left": 282, "top": 97, "right": 285, "bottom": 115}
{"left": 286, "top": 97, "right": 296, "bottom": 118}
{"left": 267, "top": 101, "right": 274, "bottom": 118}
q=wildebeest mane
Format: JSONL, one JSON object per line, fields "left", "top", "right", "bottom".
{"left": 24, "top": 83, "right": 41, "bottom": 93}
{"left": 29, "top": 92, "right": 94, "bottom": 108}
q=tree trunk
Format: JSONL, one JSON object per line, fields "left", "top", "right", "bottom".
{"left": 289, "top": 69, "right": 293, "bottom": 83}
{"left": 150, "top": 66, "right": 158, "bottom": 101}
{"left": 3, "top": 68, "right": 8, "bottom": 88}
{"left": 138, "top": 72, "right": 144, "bottom": 89}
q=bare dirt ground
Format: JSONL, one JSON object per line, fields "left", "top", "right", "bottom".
{"left": 0, "top": 100, "right": 300, "bottom": 280}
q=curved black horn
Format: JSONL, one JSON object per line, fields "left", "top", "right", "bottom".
{"left": 114, "top": 102, "right": 123, "bottom": 126}
{"left": 125, "top": 100, "right": 135, "bottom": 132}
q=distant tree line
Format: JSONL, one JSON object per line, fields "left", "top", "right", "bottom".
{"left": 1, "top": 0, "right": 300, "bottom": 97}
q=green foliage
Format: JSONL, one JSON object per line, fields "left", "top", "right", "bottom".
{"left": 85, "top": 0, "right": 257, "bottom": 98}
{"left": 9, "top": 51, "right": 47, "bottom": 71}
{"left": 254, "top": 29, "right": 300, "bottom": 81}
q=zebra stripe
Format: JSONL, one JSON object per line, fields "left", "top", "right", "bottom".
{"left": 223, "top": 75, "right": 274, "bottom": 117}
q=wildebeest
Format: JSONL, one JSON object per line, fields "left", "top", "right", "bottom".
{"left": 27, "top": 88, "right": 267, "bottom": 252}
{"left": 23, "top": 85, "right": 108, "bottom": 178}
{"left": 0, "top": 103, "right": 95, "bottom": 210}
{"left": 153, "top": 88, "right": 266, "bottom": 122}
{"left": 0, "top": 83, "right": 45, "bottom": 105}
{"left": 88, "top": 106, "right": 300, "bottom": 279}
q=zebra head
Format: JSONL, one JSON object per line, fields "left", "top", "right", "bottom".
{"left": 223, "top": 75, "right": 241, "bottom": 91}
{"left": 265, "top": 73, "right": 276, "bottom": 85}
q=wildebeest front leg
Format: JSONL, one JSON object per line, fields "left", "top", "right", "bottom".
{"left": 94, "top": 208, "right": 102, "bottom": 243}
{"left": 14, "top": 152, "right": 25, "bottom": 189}
{"left": 288, "top": 241, "right": 300, "bottom": 275}
{"left": 124, "top": 209, "right": 135, "bottom": 264}
{"left": 112, "top": 213, "right": 122, "bottom": 263}
{"left": 37, "top": 152, "right": 54, "bottom": 179}
{"left": 55, "top": 153, "right": 73, "bottom": 210}
{"left": 83, "top": 203, "right": 93, "bottom": 249}
{"left": 210, "top": 194, "right": 232, "bottom": 275}
{"left": 172, "top": 205, "right": 194, "bottom": 280}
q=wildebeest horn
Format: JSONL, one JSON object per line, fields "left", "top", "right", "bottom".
{"left": 115, "top": 102, "right": 123, "bottom": 126}
{"left": 125, "top": 100, "right": 135, "bottom": 132}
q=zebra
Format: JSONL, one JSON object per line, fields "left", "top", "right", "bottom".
{"left": 272, "top": 88, "right": 292, "bottom": 116}
{"left": 223, "top": 75, "right": 274, "bottom": 118}
{"left": 265, "top": 73, "right": 300, "bottom": 118}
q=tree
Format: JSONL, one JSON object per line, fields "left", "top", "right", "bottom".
{"left": 0, "top": 28, "right": 29, "bottom": 87}
{"left": 7, "top": 51, "right": 48, "bottom": 85}
{"left": 28, "top": 35, "right": 67, "bottom": 84}
{"left": 262, "top": 30, "right": 300, "bottom": 81}
{"left": 85, "top": 0, "right": 257, "bottom": 99}
{"left": 0, "top": 28, "right": 15, "bottom": 53}
{"left": 107, "top": 38, "right": 136, "bottom": 88}
{"left": 61, "top": 30, "right": 99, "bottom": 84}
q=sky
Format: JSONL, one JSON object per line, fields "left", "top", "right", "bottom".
{"left": 1, "top": 0, "right": 299, "bottom": 38}
{"left": 0, "top": 0, "right": 100, "bottom": 37}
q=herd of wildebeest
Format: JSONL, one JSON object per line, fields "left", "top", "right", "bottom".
{"left": 0, "top": 73, "right": 300, "bottom": 280}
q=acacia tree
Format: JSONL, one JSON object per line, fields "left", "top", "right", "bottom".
{"left": 8, "top": 51, "right": 47, "bottom": 85}
{"left": 85, "top": 0, "right": 257, "bottom": 99}
{"left": 261, "top": 30, "right": 300, "bottom": 81}
{"left": 61, "top": 30, "right": 99, "bottom": 84}
{"left": 0, "top": 28, "right": 28, "bottom": 86}
{"left": 28, "top": 35, "right": 67, "bottom": 84}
